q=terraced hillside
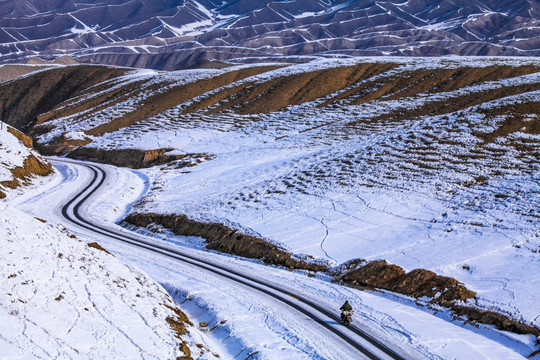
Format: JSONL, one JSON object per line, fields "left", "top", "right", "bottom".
{"left": 1, "top": 57, "right": 539, "bottom": 333}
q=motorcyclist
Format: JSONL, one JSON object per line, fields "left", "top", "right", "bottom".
{"left": 340, "top": 301, "right": 353, "bottom": 325}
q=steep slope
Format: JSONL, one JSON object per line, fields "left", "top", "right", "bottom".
{"left": 0, "top": 0, "right": 539, "bottom": 69}
{"left": 0, "top": 65, "right": 129, "bottom": 132}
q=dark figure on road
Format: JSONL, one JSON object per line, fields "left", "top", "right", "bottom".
{"left": 340, "top": 300, "right": 352, "bottom": 312}
{"left": 340, "top": 300, "right": 354, "bottom": 326}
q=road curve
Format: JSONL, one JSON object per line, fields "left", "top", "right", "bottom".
{"left": 55, "top": 158, "right": 409, "bottom": 360}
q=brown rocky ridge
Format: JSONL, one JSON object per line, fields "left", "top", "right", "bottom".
{"left": 124, "top": 212, "right": 328, "bottom": 272}
{"left": 65, "top": 147, "right": 211, "bottom": 169}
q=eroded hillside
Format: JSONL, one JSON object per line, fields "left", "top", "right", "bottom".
{"left": 1, "top": 0, "right": 539, "bottom": 68}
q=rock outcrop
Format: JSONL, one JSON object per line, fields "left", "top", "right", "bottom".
{"left": 0, "top": 127, "right": 52, "bottom": 199}
{"left": 339, "top": 260, "right": 476, "bottom": 306}
{"left": 124, "top": 212, "right": 329, "bottom": 272}
{"left": 66, "top": 147, "right": 210, "bottom": 169}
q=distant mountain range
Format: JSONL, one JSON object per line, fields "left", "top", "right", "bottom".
{"left": 1, "top": 0, "right": 539, "bottom": 69}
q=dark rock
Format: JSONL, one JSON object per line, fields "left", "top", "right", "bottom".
{"left": 341, "top": 260, "right": 405, "bottom": 288}
{"left": 124, "top": 212, "right": 328, "bottom": 272}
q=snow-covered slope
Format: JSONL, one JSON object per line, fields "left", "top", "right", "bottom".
{"left": 0, "top": 0, "right": 539, "bottom": 69}
{"left": 0, "top": 205, "right": 199, "bottom": 359}
{"left": 0, "top": 123, "right": 218, "bottom": 359}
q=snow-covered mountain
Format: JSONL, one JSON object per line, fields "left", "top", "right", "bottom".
{"left": 1, "top": 0, "right": 539, "bottom": 69}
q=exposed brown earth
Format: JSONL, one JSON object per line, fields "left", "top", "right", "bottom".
{"left": 0, "top": 155, "right": 53, "bottom": 198}
{"left": 35, "top": 134, "right": 93, "bottom": 156}
{"left": 164, "top": 304, "right": 193, "bottom": 360}
{"left": 2, "top": 62, "right": 539, "bottom": 156}
{"left": 0, "top": 65, "right": 129, "bottom": 132}
{"left": 338, "top": 260, "right": 475, "bottom": 306}
{"left": 337, "top": 65, "right": 540, "bottom": 106}
{"left": 372, "top": 82, "right": 540, "bottom": 124}
{"left": 35, "top": 77, "right": 150, "bottom": 125}
{"left": 26, "top": 56, "right": 78, "bottom": 66}
{"left": 87, "top": 242, "right": 113, "bottom": 255}
{"left": 476, "top": 101, "right": 540, "bottom": 143}
{"left": 124, "top": 212, "right": 329, "bottom": 272}
{"left": 7, "top": 127, "right": 33, "bottom": 148}
{"left": 85, "top": 65, "right": 282, "bottom": 136}
{"left": 453, "top": 306, "right": 540, "bottom": 336}
{"left": 0, "top": 64, "right": 53, "bottom": 83}
{"left": 65, "top": 147, "right": 210, "bottom": 169}
{"left": 0, "top": 126, "right": 52, "bottom": 198}
{"left": 205, "top": 63, "right": 398, "bottom": 115}
{"left": 337, "top": 260, "right": 540, "bottom": 336}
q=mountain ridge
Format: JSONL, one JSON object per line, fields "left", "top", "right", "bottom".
{"left": 1, "top": 0, "right": 539, "bottom": 69}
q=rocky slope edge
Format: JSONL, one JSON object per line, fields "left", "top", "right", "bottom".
{"left": 0, "top": 125, "right": 52, "bottom": 199}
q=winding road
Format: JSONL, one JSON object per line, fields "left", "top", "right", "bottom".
{"left": 51, "top": 157, "right": 410, "bottom": 360}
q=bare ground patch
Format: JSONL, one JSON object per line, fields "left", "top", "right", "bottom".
{"left": 0, "top": 65, "right": 129, "bottom": 132}
{"left": 124, "top": 212, "right": 329, "bottom": 272}
{"left": 371, "top": 82, "right": 540, "bottom": 124}
{"left": 0, "top": 155, "right": 52, "bottom": 191}
{"left": 207, "top": 63, "right": 398, "bottom": 114}
{"left": 65, "top": 146, "right": 212, "bottom": 169}
{"left": 339, "top": 65, "right": 540, "bottom": 106}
